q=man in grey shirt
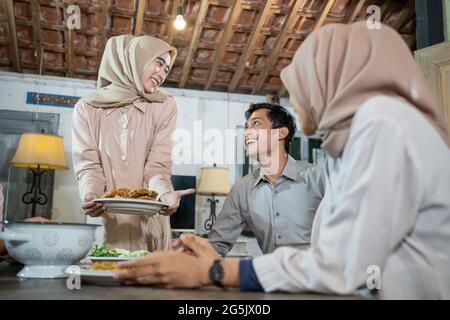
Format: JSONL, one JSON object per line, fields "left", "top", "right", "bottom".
{"left": 209, "top": 103, "right": 325, "bottom": 256}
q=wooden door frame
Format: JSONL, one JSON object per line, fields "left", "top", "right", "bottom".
{"left": 414, "top": 42, "right": 450, "bottom": 139}
{"left": 444, "top": 0, "right": 450, "bottom": 41}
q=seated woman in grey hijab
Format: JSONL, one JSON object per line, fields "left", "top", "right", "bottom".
{"left": 114, "top": 22, "right": 450, "bottom": 299}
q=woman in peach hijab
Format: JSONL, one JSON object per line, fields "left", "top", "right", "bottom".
{"left": 72, "top": 35, "right": 194, "bottom": 252}
{"left": 115, "top": 22, "right": 450, "bottom": 299}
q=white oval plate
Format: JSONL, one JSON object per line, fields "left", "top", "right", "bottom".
{"left": 86, "top": 256, "right": 142, "bottom": 262}
{"left": 64, "top": 266, "right": 120, "bottom": 285}
{"left": 93, "top": 198, "right": 167, "bottom": 216}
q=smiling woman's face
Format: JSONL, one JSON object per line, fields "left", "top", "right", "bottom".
{"left": 140, "top": 52, "right": 171, "bottom": 94}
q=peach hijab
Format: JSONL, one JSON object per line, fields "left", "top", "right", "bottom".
{"left": 81, "top": 35, "right": 177, "bottom": 108}
{"left": 281, "top": 21, "right": 449, "bottom": 158}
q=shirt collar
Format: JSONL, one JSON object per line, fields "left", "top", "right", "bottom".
{"left": 131, "top": 99, "right": 148, "bottom": 113}
{"left": 252, "top": 155, "right": 298, "bottom": 188}
{"left": 104, "top": 99, "right": 148, "bottom": 116}
{"left": 282, "top": 155, "right": 299, "bottom": 181}
{"left": 252, "top": 169, "right": 268, "bottom": 188}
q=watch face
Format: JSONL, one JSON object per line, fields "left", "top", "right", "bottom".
{"left": 209, "top": 260, "right": 224, "bottom": 285}
{"left": 212, "top": 266, "right": 223, "bottom": 280}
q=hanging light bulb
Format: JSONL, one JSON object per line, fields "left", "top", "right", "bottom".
{"left": 174, "top": 1, "right": 186, "bottom": 30}
{"left": 174, "top": 14, "right": 186, "bottom": 30}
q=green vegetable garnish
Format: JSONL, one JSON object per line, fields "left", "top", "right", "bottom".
{"left": 89, "top": 244, "right": 150, "bottom": 257}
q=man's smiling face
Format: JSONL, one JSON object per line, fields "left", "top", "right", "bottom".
{"left": 244, "top": 108, "right": 279, "bottom": 159}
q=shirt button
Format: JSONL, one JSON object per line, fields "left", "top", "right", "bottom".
{"left": 275, "top": 212, "right": 280, "bottom": 217}
{"left": 122, "top": 123, "right": 128, "bottom": 129}
{"left": 121, "top": 155, "right": 126, "bottom": 161}
{"left": 278, "top": 235, "right": 281, "bottom": 239}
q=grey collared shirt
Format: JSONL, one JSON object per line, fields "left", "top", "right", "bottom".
{"left": 209, "top": 156, "right": 325, "bottom": 256}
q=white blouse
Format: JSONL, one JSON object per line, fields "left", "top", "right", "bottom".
{"left": 253, "top": 96, "right": 450, "bottom": 299}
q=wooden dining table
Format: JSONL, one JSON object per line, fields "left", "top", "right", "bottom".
{"left": 0, "top": 261, "right": 364, "bottom": 300}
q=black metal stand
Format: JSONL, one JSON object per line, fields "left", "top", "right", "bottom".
{"left": 22, "top": 165, "right": 48, "bottom": 217}
{"left": 203, "top": 195, "right": 219, "bottom": 231}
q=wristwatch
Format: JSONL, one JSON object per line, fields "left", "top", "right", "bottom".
{"left": 208, "top": 259, "right": 224, "bottom": 288}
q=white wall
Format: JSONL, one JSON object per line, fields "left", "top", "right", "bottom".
{"left": 0, "top": 71, "right": 296, "bottom": 235}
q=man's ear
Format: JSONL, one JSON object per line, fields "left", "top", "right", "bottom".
{"left": 278, "top": 127, "right": 289, "bottom": 141}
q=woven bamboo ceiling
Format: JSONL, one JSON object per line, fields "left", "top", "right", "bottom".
{"left": 0, "top": 0, "right": 416, "bottom": 96}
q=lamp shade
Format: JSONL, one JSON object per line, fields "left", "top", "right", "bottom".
{"left": 10, "top": 133, "right": 69, "bottom": 170}
{"left": 197, "top": 166, "right": 230, "bottom": 196}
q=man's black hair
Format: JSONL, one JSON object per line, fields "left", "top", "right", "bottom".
{"left": 245, "top": 103, "right": 296, "bottom": 153}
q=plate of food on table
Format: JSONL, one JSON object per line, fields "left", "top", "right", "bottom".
{"left": 65, "top": 244, "right": 151, "bottom": 284}
{"left": 86, "top": 244, "right": 151, "bottom": 262}
{"left": 65, "top": 260, "right": 122, "bottom": 285}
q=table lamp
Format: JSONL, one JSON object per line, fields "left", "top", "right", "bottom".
{"left": 197, "top": 164, "right": 230, "bottom": 231}
{"left": 10, "top": 132, "right": 68, "bottom": 217}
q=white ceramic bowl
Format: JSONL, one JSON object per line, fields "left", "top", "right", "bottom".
{"left": 0, "top": 221, "right": 98, "bottom": 279}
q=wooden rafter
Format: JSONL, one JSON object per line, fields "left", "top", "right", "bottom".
{"left": 313, "top": 0, "right": 336, "bottom": 31}
{"left": 252, "top": 0, "right": 304, "bottom": 94}
{"left": 209, "top": 0, "right": 234, "bottom": 5}
{"left": 0, "top": 0, "right": 416, "bottom": 95}
{"left": 167, "top": 0, "right": 181, "bottom": 45}
{"left": 347, "top": 0, "right": 367, "bottom": 23}
{"left": 389, "top": 0, "right": 415, "bottom": 30}
{"left": 30, "top": 0, "right": 43, "bottom": 74}
{"left": 134, "top": 0, "right": 147, "bottom": 35}
{"left": 204, "top": 0, "right": 241, "bottom": 90}
{"left": 74, "top": 49, "right": 99, "bottom": 57}
{"left": 4, "top": 0, "right": 21, "bottom": 72}
{"left": 379, "top": 0, "right": 392, "bottom": 19}
{"left": 179, "top": 0, "right": 209, "bottom": 88}
{"left": 143, "top": 14, "right": 170, "bottom": 23}
{"left": 72, "top": 68, "right": 98, "bottom": 75}
{"left": 228, "top": 0, "right": 273, "bottom": 92}
{"left": 61, "top": 0, "right": 73, "bottom": 77}
{"left": 99, "top": 0, "right": 112, "bottom": 63}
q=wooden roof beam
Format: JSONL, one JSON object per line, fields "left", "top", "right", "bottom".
{"left": 99, "top": 0, "right": 112, "bottom": 64}
{"left": 4, "top": 0, "right": 21, "bottom": 72}
{"left": 31, "top": 0, "right": 44, "bottom": 74}
{"left": 166, "top": 0, "right": 180, "bottom": 45}
{"left": 134, "top": 0, "right": 147, "bottom": 35}
{"left": 61, "top": 0, "right": 73, "bottom": 77}
{"left": 252, "top": 0, "right": 303, "bottom": 94}
{"left": 379, "top": 0, "right": 392, "bottom": 19}
{"left": 179, "top": 0, "right": 209, "bottom": 88}
{"left": 390, "top": 0, "right": 415, "bottom": 30}
{"left": 347, "top": 0, "right": 367, "bottom": 23}
{"left": 228, "top": 0, "right": 273, "bottom": 92}
{"left": 313, "top": 0, "right": 336, "bottom": 31}
{"left": 204, "top": 0, "right": 241, "bottom": 90}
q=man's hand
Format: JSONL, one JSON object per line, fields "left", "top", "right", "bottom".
{"left": 171, "top": 234, "right": 216, "bottom": 257}
{"left": 171, "top": 237, "right": 194, "bottom": 255}
{"left": 81, "top": 193, "right": 107, "bottom": 217}
{"left": 114, "top": 233, "right": 220, "bottom": 288}
{"left": 159, "top": 189, "right": 195, "bottom": 216}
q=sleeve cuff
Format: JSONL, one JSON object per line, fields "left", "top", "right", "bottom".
{"left": 239, "top": 259, "right": 264, "bottom": 292}
{"left": 147, "top": 175, "right": 173, "bottom": 200}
